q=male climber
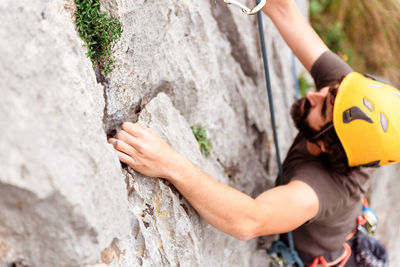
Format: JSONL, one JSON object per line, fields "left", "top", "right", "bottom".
{"left": 108, "top": 0, "right": 400, "bottom": 265}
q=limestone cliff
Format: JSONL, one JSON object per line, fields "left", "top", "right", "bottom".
{"left": 0, "top": 0, "right": 398, "bottom": 266}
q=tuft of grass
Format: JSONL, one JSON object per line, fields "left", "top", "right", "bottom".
{"left": 191, "top": 125, "right": 213, "bottom": 158}
{"left": 75, "top": 0, "right": 123, "bottom": 76}
{"left": 310, "top": 0, "right": 400, "bottom": 86}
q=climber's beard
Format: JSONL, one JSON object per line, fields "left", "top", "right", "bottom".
{"left": 290, "top": 97, "right": 317, "bottom": 140}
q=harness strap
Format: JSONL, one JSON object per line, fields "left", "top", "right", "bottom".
{"left": 339, "top": 243, "right": 352, "bottom": 267}
{"left": 310, "top": 243, "right": 352, "bottom": 267}
{"left": 319, "top": 256, "right": 328, "bottom": 267}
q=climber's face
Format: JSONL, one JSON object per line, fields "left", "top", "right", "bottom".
{"left": 302, "top": 86, "right": 334, "bottom": 131}
{"left": 291, "top": 86, "right": 336, "bottom": 140}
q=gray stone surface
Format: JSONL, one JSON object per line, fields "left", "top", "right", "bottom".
{"left": 124, "top": 93, "right": 271, "bottom": 266}
{"left": 370, "top": 165, "right": 400, "bottom": 266}
{"left": 0, "top": 0, "right": 398, "bottom": 266}
{"left": 0, "top": 1, "right": 133, "bottom": 266}
{"left": 101, "top": 0, "right": 299, "bottom": 192}
{"left": 0, "top": 0, "right": 283, "bottom": 265}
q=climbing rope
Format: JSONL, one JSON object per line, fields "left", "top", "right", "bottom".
{"left": 222, "top": 1, "right": 304, "bottom": 266}
{"left": 255, "top": 2, "right": 284, "bottom": 186}
{"left": 255, "top": 3, "right": 304, "bottom": 267}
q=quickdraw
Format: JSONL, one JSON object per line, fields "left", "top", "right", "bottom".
{"left": 222, "top": 0, "right": 266, "bottom": 15}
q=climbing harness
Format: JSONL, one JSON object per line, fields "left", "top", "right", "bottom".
{"left": 308, "top": 199, "right": 385, "bottom": 267}
{"left": 222, "top": 0, "right": 266, "bottom": 15}
{"left": 309, "top": 243, "right": 352, "bottom": 267}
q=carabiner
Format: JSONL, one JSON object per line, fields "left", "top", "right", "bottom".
{"left": 223, "top": 0, "right": 266, "bottom": 15}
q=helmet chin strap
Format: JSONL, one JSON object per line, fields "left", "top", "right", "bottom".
{"left": 311, "top": 122, "right": 334, "bottom": 141}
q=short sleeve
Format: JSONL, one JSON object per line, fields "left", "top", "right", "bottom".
{"left": 310, "top": 50, "right": 353, "bottom": 90}
{"left": 291, "top": 165, "right": 342, "bottom": 222}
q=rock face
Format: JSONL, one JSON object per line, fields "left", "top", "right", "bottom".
{"left": 370, "top": 165, "right": 400, "bottom": 266}
{"left": 0, "top": 0, "right": 398, "bottom": 266}
{"left": 0, "top": 1, "right": 132, "bottom": 265}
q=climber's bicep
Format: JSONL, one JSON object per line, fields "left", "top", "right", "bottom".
{"left": 253, "top": 180, "right": 319, "bottom": 235}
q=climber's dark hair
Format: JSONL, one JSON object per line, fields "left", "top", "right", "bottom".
{"left": 290, "top": 78, "right": 359, "bottom": 176}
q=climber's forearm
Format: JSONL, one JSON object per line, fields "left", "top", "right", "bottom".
{"left": 110, "top": 122, "right": 318, "bottom": 240}
{"left": 262, "top": 0, "right": 328, "bottom": 71}
{"left": 166, "top": 156, "right": 319, "bottom": 240}
{"left": 165, "top": 154, "right": 270, "bottom": 241}
{"left": 109, "top": 122, "right": 271, "bottom": 240}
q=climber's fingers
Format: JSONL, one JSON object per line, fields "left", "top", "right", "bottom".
{"left": 112, "top": 121, "right": 181, "bottom": 178}
{"left": 119, "top": 123, "right": 156, "bottom": 155}
{"left": 121, "top": 122, "right": 148, "bottom": 138}
{"left": 114, "top": 129, "right": 140, "bottom": 149}
{"left": 108, "top": 137, "right": 137, "bottom": 158}
{"left": 135, "top": 122, "right": 148, "bottom": 130}
{"left": 115, "top": 150, "right": 136, "bottom": 167}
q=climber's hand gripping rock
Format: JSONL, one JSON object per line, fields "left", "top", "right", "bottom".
{"left": 108, "top": 122, "right": 182, "bottom": 179}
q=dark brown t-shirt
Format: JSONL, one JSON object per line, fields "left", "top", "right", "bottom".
{"left": 280, "top": 51, "right": 371, "bottom": 257}
{"left": 311, "top": 50, "right": 353, "bottom": 90}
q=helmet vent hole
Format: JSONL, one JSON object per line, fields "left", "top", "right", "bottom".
{"left": 380, "top": 113, "right": 388, "bottom": 132}
{"left": 393, "top": 92, "right": 400, "bottom": 97}
{"left": 343, "top": 107, "right": 373, "bottom": 123}
{"left": 363, "top": 98, "right": 373, "bottom": 112}
{"left": 369, "top": 84, "right": 384, "bottom": 89}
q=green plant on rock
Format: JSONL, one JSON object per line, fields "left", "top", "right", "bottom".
{"left": 75, "top": 0, "right": 123, "bottom": 76}
{"left": 191, "top": 125, "right": 213, "bottom": 158}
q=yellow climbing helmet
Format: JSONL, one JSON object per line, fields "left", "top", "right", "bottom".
{"left": 333, "top": 72, "right": 400, "bottom": 167}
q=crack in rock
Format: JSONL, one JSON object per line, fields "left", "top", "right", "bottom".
{"left": 210, "top": 2, "right": 258, "bottom": 84}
